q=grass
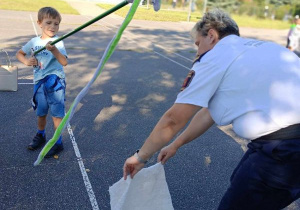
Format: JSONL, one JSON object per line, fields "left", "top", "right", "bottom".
{"left": 0, "top": 0, "right": 79, "bottom": 15}
{"left": 232, "top": 14, "right": 290, "bottom": 30}
{"left": 0, "top": 0, "right": 290, "bottom": 29}
{"left": 97, "top": 3, "right": 290, "bottom": 29}
{"left": 98, "top": 3, "right": 200, "bottom": 22}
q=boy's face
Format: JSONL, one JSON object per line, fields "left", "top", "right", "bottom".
{"left": 38, "top": 16, "right": 60, "bottom": 39}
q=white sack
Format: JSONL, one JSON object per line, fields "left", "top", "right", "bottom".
{"left": 109, "top": 163, "right": 174, "bottom": 210}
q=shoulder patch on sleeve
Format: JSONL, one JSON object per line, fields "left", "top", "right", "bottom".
{"left": 180, "top": 70, "right": 195, "bottom": 91}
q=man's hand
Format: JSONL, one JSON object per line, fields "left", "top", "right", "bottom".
{"left": 157, "top": 144, "right": 177, "bottom": 164}
{"left": 123, "top": 156, "right": 145, "bottom": 180}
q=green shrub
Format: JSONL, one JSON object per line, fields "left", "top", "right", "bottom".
{"left": 273, "top": 5, "right": 291, "bottom": 20}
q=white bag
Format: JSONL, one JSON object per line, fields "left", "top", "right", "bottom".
{"left": 109, "top": 163, "right": 174, "bottom": 210}
{"left": 0, "top": 49, "right": 18, "bottom": 91}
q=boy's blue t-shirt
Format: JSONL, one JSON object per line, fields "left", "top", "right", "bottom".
{"left": 22, "top": 36, "right": 67, "bottom": 84}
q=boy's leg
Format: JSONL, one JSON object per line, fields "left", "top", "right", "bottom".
{"left": 45, "top": 84, "right": 65, "bottom": 157}
{"left": 28, "top": 116, "right": 47, "bottom": 150}
{"left": 52, "top": 116, "right": 62, "bottom": 130}
{"left": 28, "top": 84, "right": 48, "bottom": 150}
{"left": 52, "top": 116, "right": 63, "bottom": 144}
{"left": 36, "top": 115, "right": 47, "bottom": 137}
{"left": 37, "top": 115, "right": 47, "bottom": 131}
{"left": 44, "top": 117, "right": 64, "bottom": 158}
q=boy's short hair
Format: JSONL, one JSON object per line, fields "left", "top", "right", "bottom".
{"left": 38, "top": 7, "right": 61, "bottom": 23}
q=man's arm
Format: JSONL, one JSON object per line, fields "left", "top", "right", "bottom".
{"left": 123, "top": 103, "right": 201, "bottom": 179}
{"left": 158, "top": 107, "right": 214, "bottom": 164}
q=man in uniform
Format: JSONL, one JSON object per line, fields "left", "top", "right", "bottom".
{"left": 123, "top": 9, "right": 300, "bottom": 210}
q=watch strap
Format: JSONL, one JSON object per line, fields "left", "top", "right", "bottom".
{"left": 134, "top": 150, "right": 148, "bottom": 164}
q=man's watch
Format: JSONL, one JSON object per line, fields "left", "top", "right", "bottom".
{"left": 134, "top": 150, "right": 148, "bottom": 164}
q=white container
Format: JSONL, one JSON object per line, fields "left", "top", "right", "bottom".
{"left": 0, "top": 65, "right": 18, "bottom": 91}
{"left": 0, "top": 50, "right": 18, "bottom": 91}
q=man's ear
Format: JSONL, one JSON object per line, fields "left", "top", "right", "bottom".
{"left": 207, "top": 29, "right": 219, "bottom": 44}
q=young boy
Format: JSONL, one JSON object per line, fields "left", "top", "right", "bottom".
{"left": 16, "top": 7, "right": 68, "bottom": 157}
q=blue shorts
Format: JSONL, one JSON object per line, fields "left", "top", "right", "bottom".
{"left": 35, "top": 80, "right": 65, "bottom": 118}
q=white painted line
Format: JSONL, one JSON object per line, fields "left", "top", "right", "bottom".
{"left": 18, "top": 82, "right": 34, "bottom": 85}
{"left": 30, "top": 14, "right": 38, "bottom": 37}
{"left": 153, "top": 51, "right": 190, "bottom": 70}
{"left": 67, "top": 123, "right": 100, "bottom": 210}
{"left": 172, "top": 52, "right": 193, "bottom": 62}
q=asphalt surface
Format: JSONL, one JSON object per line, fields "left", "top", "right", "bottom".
{"left": 0, "top": 2, "right": 299, "bottom": 210}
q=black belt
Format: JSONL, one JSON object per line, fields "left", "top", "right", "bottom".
{"left": 254, "top": 124, "right": 300, "bottom": 141}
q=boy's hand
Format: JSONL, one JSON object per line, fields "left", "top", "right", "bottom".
{"left": 26, "top": 57, "right": 38, "bottom": 66}
{"left": 44, "top": 41, "right": 68, "bottom": 66}
{"left": 45, "top": 41, "right": 57, "bottom": 52}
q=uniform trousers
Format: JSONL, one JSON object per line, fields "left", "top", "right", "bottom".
{"left": 218, "top": 136, "right": 300, "bottom": 210}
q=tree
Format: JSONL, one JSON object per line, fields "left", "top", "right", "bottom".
{"left": 253, "top": 0, "right": 264, "bottom": 6}
{"left": 206, "top": 0, "right": 240, "bottom": 10}
{"left": 269, "top": 0, "right": 293, "bottom": 6}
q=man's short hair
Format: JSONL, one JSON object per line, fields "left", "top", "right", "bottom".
{"left": 38, "top": 7, "right": 62, "bottom": 23}
{"left": 191, "top": 9, "right": 240, "bottom": 39}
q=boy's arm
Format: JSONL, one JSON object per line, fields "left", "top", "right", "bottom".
{"left": 46, "top": 42, "right": 68, "bottom": 66}
{"left": 16, "top": 49, "right": 38, "bottom": 66}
